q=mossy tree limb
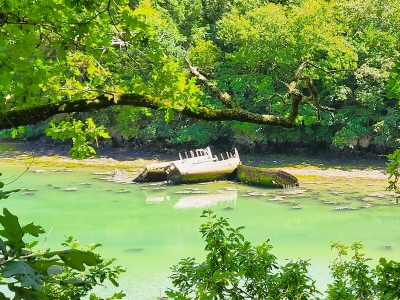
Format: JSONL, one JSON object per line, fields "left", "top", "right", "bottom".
{"left": 0, "top": 94, "right": 295, "bottom": 130}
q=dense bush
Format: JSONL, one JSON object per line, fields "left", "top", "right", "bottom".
{"left": 167, "top": 210, "right": 400, "bottom": 300}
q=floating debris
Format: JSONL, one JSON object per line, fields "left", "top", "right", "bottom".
{"left": 149, "top": 182, "right": 165, "bottom": 186}
{"left": 224, "top": 187, "right": 239, "bottom": 191}
{"left": 330, "top": 206, "right": 359, "bottom": 210}
{"left": 125, "top": 247, "right": 144, "bottom": 252}
{"left": 362, "top": 203, "right": 373, "bottom": 209}
{"left": 153, "top": 187, "right": 166, "bottom": 191}
{"left": 175, "top": 190, "right": 194, "bottom": 194}
{"left": 175, "top": 190, "right": 209, "bottom": 194}
{"left": 116, "top": 189, "right": 130, "bottom": 193}
{"left": 21, "top": 188, "right": 38, "bottom": 191}
{"left": 65, "top": 187, "right": 77, "bottom": 191}
{"left": 53, "top": 186, "right": 61, "bottom": 189}
{"left": 269, "top": 195, "right": 285, "bottom": 201}
{"left": 367, "top": 192, "right": 386, "bottom": 198}
{"left": 382, "top": 244, "right": 394, "bottom": 249}
{"left": 323, "top": 200, "right": 345, "bottom": 204}
{"left": 223, "top": 207, "right": 234, "bottom": 211}
{"left": 93, "top": 171, "right": 114, "bottom": 175}
{"left": 283, "top": 189, "right": 306, "bottom": 195}
{"left": 331, "top": 191, "right": 345, "bottom": 195}
{"left": 80, "top": 182, "right": 92, "bottom": 185}
{"left": 292, "top": 205, "right": 305, "bottom": 209}
{"left": 243, "top": 191, "right": 269, "bottom": 197}
{"left": 361, "top": 197, "right": 374, "bottom": 202}
{"left": 22, "top": 192, "right": 34, "bottom": 195}
{"left": 34, "top": 170, "right": 45, "bottom": 173}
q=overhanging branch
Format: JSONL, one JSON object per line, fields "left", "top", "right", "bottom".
{"left": 0, "top": 93, "right": 296, "bottom": 130}
{"left": 186, "top": 58, "right": 237, "bottom": 109}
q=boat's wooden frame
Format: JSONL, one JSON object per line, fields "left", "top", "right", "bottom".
{"left": 134, "top": 147, "right": 215, "bottom": 182}
{"left": 166, "top": 149, "right": 240, "bottom": 184}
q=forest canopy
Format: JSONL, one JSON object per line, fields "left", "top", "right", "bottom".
{"left": 0, "top": 0, "right": 399, "bottom": 154}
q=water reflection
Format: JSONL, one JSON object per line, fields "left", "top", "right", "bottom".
{"left": 143, "top": 188, "right": 238, "bottom": 209}
{"left": 174, "top": 190, "right": 237, "bottom": 209}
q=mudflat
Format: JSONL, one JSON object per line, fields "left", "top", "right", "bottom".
{"left": 0, "top": 140, "right": 389, "bottom": 180}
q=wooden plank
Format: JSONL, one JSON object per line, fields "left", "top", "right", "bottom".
{"left": 167, "top": 158, "right": 240, "bottom": 184}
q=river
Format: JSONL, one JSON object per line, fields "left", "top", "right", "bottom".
{"left": 0, "top": 156, "right": 399, "bottom": 299}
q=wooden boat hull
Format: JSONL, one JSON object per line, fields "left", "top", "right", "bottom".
{"left": 166, "top": 158, "right": 240, "bottom": 184}
{"left": 134, "top": 162, "right": 171, "bottom": 182}
{"left": 134, "top": 147, "right": 214, "bottom": 182}
{"left": 237, "top": 165, "right": 299, "bottom": 188}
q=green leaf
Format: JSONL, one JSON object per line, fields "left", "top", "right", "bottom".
{"left": 0, "top": 291, "right": 9, "bottom": 300}
{"left": 22, "top": 223, "right": 45, "bottom": 237}
{"left": 28, "top": 259, "right": 64, "bottom": 274}
{"left": 46, "top": 265, "right": 65, "bottom": 275}
{"left": 44, "top": 249, "right": 101, "bottom": 271}
{"left": 0, "top": 208, "right": 25, "bottom": 252}
{"left": 0, "top": 237, "right": 8, "bottom": 260}
{"left": 7, "top": 284, "right": 49, "bottom": 300}
{"left": 2, "top": 260, "right": 43, "bottom": 290}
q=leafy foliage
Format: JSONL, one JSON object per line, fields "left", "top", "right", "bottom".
{"left": 45, "top": 118, "right": 109, "bottom": 159}
{"left": 326, "top": 241, "right": 375, "bottom": 299}
{"left": 384, "top": 57, "right": 400, "bottom": 204}
{"left": 1, "top": 0, "right": 400, "bottom": 155}
{"left": 0, "top": 173, "right": 125, "bottom": 299}
{"left": 168, "top": 211, "right": 400, "bottom": 300}
{"left": 167, "top": 210, "right": 319, "bottom": 299}
{"left": 386, "top": 149, "right": 400, "bottom": 204}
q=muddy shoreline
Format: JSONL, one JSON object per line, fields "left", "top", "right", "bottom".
{"left": 0, "top": 140, "right": 390, "bottom": 180}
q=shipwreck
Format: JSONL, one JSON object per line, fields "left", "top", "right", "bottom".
{"left": 134, "top": 147, "right": 299, "bottom": 188}
{"left": 135, "top": 147, "right": 240, "bottom": 183}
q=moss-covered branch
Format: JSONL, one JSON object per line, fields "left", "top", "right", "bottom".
{"left": 0, "top": 93, "right": 296, "bottom": 130}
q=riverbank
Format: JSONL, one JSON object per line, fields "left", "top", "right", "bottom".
{"left": 0, "top": 140, "right": 389, "bottom": 180}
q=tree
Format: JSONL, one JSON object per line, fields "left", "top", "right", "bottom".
{"left": 1, "top": 0, "right": 399, "bottom": 154}
{"left": 0, "top": 1, "right": 336, "bottom": 135}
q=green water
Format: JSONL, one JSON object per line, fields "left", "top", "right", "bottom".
{"left": 0, "top": 158, "right": 399, "bottom": 299}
